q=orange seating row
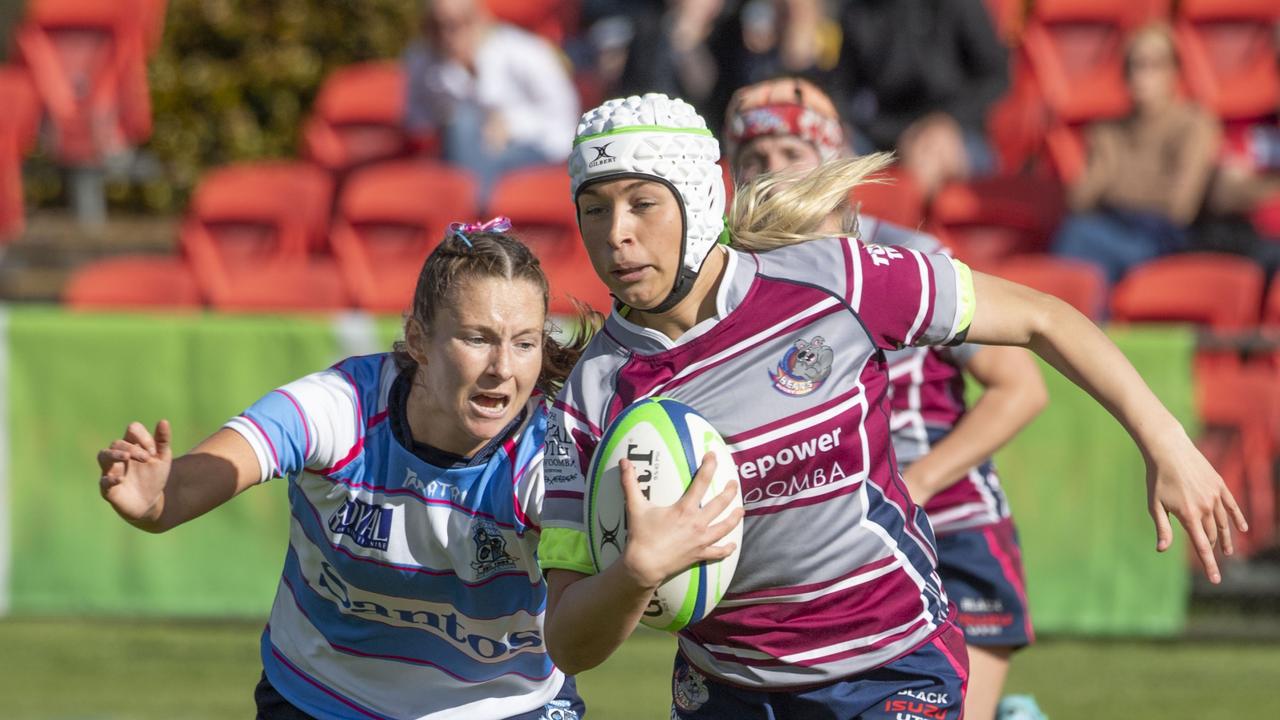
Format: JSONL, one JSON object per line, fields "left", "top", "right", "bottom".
{"left": 64, "top": 160, "right": 610, "bottom": 316}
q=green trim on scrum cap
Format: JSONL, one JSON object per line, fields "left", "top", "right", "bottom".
{"left": 573, "top": 125, "right": 715, "bottom": 147}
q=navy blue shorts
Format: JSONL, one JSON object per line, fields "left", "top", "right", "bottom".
{"left": 935, "top": 518, "right": 1034, "bottom": 649}
{"left": 254, "top": 671, "right": 585, "bottom": 720}
{"left": 670, "top": 622, "right": 969, "bottom": 719}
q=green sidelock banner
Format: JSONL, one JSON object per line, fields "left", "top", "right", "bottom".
{"left": 1, "top": 307, "right": 1194, "bottom": 634}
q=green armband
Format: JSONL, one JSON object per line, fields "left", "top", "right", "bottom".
{"left": 953, "top": 259, "right": 976, "bottom": 338}
{"left": 538, "top": 527, "right": 595, "bottom": 575}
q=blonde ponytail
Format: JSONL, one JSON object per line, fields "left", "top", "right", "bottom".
{"left": 727, "top": 153, "right": 896, "bottom": 252}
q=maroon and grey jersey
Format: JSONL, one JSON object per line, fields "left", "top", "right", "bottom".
{"left": 538, "top": 236, "right": 976, "bottom": 688}
{"left": 865, "top": 217, "right": 1013, "bottom": 535}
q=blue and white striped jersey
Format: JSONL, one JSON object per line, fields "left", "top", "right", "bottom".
{"left": 225, "top": 353, "right": 560, "bottom": 720}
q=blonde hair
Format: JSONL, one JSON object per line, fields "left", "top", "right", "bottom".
{"left": 727, "top": 153, "right": 896, "bottom": 252}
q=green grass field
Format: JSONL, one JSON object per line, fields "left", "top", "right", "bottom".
{"left": 1, "top": 618, "right": 1277, "bottom": 719}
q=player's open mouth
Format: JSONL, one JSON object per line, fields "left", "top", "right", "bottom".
{"left": 470, "top": 393, "right": 509, "bottom": 417}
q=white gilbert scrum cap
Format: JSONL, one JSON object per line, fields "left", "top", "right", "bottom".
{"left": 569, "top": 94, "right": 726, "bottom": 310}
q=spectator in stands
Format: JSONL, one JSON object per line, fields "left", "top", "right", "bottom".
{"left": 1192, "top": 131, "right": 1280, "bottom": 278}
{"left": 403, "top": 0, "right": 579, "bottom": 203}
{"left": 835, "top": 0, "right": 1008, "bottom": 199}
{"left": 1053, "top": 23, "right": 1221, "bottom": 287}
{"left": 590, "top": 0, "right": 827, "bottom": 125}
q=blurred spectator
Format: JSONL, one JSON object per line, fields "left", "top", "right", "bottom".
{"left": 586, "top": 0, "right": 828, "bottom": 125}
{"left": 1205, "top": 124, "right": 1280, "bottom": 219}
{"left": 403, "top": 0, "right": 579, "bottom": 203}
{"left": 835, "top": 0, "right": 1008, "bottom": 198}
{"left": 1193, "top": 124, "right": 1280, "bottom": 277}
{"left": 1052, "top": 24, "right": 1220, "bottom": 287}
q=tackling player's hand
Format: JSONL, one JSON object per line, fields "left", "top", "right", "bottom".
{"left": 97, "top": 420, "right": 174, "bottom": 528}
{"left": 617, "top": 453, "right": 743, "bottom": 590}
{"left": 1147, "top": 432, "right": 1248, "bottom": 584}
{"left": 901, "top": 465, "right": 940, "bottom": 506}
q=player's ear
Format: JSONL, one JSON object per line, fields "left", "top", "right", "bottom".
{"left": 405, "top": 318, "right": 431, "bottom": 366}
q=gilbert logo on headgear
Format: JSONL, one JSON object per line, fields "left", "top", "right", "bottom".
{"left": 588, "top": 142, "right": 617, "bottom": 168}
{"left": 448, "top": 215, "right": 512, "bottom": 247}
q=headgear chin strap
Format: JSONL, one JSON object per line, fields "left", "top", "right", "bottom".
{"left": 568, "top": 94, "right": 726, "bottom": 313}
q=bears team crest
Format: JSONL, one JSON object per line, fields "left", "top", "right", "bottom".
{"left": 470, "top": 519, "right": 517, "bottom": 578}
{"left": 769, "top": 336, "right": 834, "bottom": 396}
{"left": 672, "top": 664, "right": 710, "bottom": 713}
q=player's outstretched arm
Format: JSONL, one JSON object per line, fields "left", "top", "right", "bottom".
{"left": 963, "top": 272, "right": 1248, "bottom": 583}
{"left": 903, "top": 345, "right": 1047, "bottom": 504}
{"left": 97, "top": 421, "right": 262, "bottom": 533}
{"left": 544, "top": 454, "right": 741, "bottom": 674}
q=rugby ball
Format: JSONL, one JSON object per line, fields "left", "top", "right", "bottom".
{"left": 586, "top": 397, "right": 743, "bottom": 632}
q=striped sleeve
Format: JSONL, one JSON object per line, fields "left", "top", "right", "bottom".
{"left": 223, "top": 368, "right": 361, "bottom": 483}
{"left": 537, "top": 396, "right": 600, "bottom": 575}
{"left": 848, "top": 240, "right": 975, "bottom": 350}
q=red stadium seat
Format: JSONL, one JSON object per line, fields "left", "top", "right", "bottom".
{"left": 1194, "top": 364, "right": 1279, "bottom": 556}
{"left": 484, "top": 0, "right": 578, "bottom": 45}
{"left": 850, "top": 165, "right": 925, "bottom": 232}
{"left": 0, "top": 121, "right": 25, "bottom": 243}
{"left": 182, "top": 162, "right": 348, "bottom": 312}
{"left": 0, "top": 67, "right": 39, "bottom": 240}
{"left": 0, "top": 65, "right": 41, "bottom": 153}
{"left": 720, "top": 160, "right": 734, "bottom": 211}
{"left": 15, "top": 0, "right": 152, "bottom": 164}
{"left": 486, "top": 164, "right": 611, "bottom": 315}
{"left": 140, "top": 0, "right": 167, "bottom": 52}
{"left": 302, "top": 62, "right": 423, "bottom": 176}
{"left": 982, "top": 0, "right": 1024, "bottom": 44}
{"left": 927, "top": 174, "right": 1066, "bottom": 271}
{"left": 987, "top": 64, "right": 1050, "bottom": 175}
{"left": 331, "top": 161, "right": 478, "bottom": 313}
{"left": 1265, "top": 271, "right": 1280, "bottom": 327}
{"left": 1020, "top": 0, "right": 1161, "bottom": 124}
{"left": 63, "top": 255, "right": 202, "bottom": 310}
{"left": 1110, "top": 253, "right": 1263, "bottom": 330}
{"left": 992, "top": 255, "right": 1107, "bottom": 321}
{"left": 1174, "top": 0, "right": 1280, "bottom": 123}
{"left": 1041, "top": 122, "right": 1088, "bottom": 185}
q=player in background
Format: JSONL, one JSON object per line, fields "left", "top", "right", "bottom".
{"left": 724, "top": 77, "right": 1047, "bottom": 720}
{"left": 538, "top": 93, "right": 1245, "bottom": 719}
{"left": 97, "top": 223, "right": 590, "bottom": 720}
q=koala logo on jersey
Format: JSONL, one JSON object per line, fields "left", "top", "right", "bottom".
{"left": 769, "top": 335, "right": 835, "bottom": 396}
{"left": 470, "top": 519, "right": 517, "bottom": 578}
{"left": 539, "top": 699, "right": 579, "bottom": 720}
{"left": 672, "top": 664, "right": 710, "bottom": 713}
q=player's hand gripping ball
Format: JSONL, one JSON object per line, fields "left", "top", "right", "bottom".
{"left": 586, "top": 398, "right": 744, "bottom": 631}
